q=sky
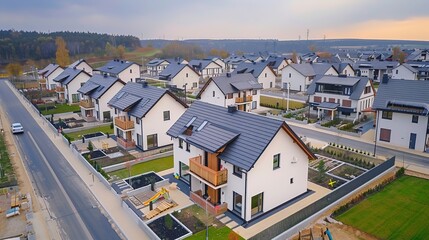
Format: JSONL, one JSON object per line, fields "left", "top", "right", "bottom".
{"left": 1, "top": 0, "right": 429, "bottom": 41}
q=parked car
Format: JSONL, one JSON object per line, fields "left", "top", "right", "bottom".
{"left": 11, "top": 123, "right": 24, "bottom": 134}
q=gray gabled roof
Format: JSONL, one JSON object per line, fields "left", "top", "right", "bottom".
{"left": 373, "top": 79, "right": 429, "bottom": 115}
{"left": 159, "top": 63, "right": 195, "bottom": 81}
{"left": 333, "top": 63, "right": 354, "bottom": 73}
{"left": 108, "top": 82, "right": 187, "bottom": 118}
{"left": 38, "top": 63, "right": 62, "bottom": 77}
{"left": 289, "top": 63, "right": 316, "bottom": 77}
{"left": 266, "top": 56, "right": 287, "bottom": 69}
{"left": 53, "top": 67, "right": 90, "bottom": 85}
{"left": 312, "top": 63, "right": 338, "bottom": 75}
{"left": 233, "top": 61, "right": 273, "bottom": 78}
{"left": 307, "top": 75, "right": 369, "bottom": 100}
{"left": 96, "top": 59, "right": 138, "bottom": 75}
{"left": 167, "top": 101, "right": 314, "bottom": 171}
{"left": 146, "top": 58, "right": 169, "bottom": 67}
{"left": 198, "top": 73, "right": 262, "bottom": 97}
{"left": 189, "top": 59, "right": 221, "bottom": 71}
{"left": 69, "top": 59, "right": 90, "bottom": 69}
{"left": 187, "top": 124, "right": 240, "bottom": 153}
{"left": 395, "top": 63, "right": 418, "bottom": 73}
{"left": 78, "top": 74, "right": 123, "bottom": 99}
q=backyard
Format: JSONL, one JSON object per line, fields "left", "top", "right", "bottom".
{"left": 260, "top": 96, "right": 306, "bottom": 110}
{"left": 38, "top": 103, "right": 80, "bottom": 115}
{"left": 109, "top": 155, "right": 174, "bottom": 178}
{"left": 336, "top": 176, "right": 429, "bottom": 239}
{"left": 64, "top": 125, "right": 113, "bottom": 141}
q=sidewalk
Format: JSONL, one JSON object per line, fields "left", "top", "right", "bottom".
{"left": 7, "top": 82, "right": 150, "bottom": 239}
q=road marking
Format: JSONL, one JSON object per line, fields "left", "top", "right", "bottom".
{"left": 27, "top": 131, "right": 94, "bottom": 240}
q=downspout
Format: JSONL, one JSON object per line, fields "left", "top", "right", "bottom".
{"left": 140, "top": 117, "right": 144, "bottom": 150}
{"left": 243, "top": 171, "right": 248, "bottom": 223}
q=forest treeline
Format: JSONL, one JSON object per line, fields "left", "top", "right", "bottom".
{"left": 0, "top": 30, "right": 141, "bottom": 64}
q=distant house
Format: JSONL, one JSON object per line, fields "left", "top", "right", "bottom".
{"left": 353, "top": 61, "right": 398, "bottom": 81}
{"left": 95, "top": 59, "right": 140, "bottom": 82}
{"left": 38, "top": 64, "right": 64, "bottom": 90}
{"left": 52, "top": 67, "right": 91, "bottom": 105}
{"left": 392, "top": 63, "right": 418, "bottom": 80}
{"left": 146, "top": 59, "right": 170, "bottom": 76}
{"left": 159, "top": 63, "right": 200, "bottom": 90}
{"left": 68, "top": 59, "right": 93, "bottom": 75}
{"left": 281, "top": 63, "right": 338, "bottom": 92}
{"left": 234, "top": 62, "right": 277, "bottom": 89}
{"left": 197, "top": 73, "right": 262, "bottom": 112}
{"left": 189, "top": 59, "right": 224, "bottom": 79}
{"left": 307, "top": 75, "right": 375, "bottom": 122}
{"left": 406, "top": 49, "right": 429, "bottom": 62}
{"left": 224, "top": 55, "right": 246, "bottom": 72}
{"left": 166, "top": 101, "right": 316, "bottom": 221}
{"left": 108, "top": 82, "right": 188, "bottom": 150}
{"left": 266, "top": 56, "right": 289, "bottom": 75}
{"left": 373, "top": 79, "right": 429, "bottom": 152}
{"left": 78, "top": 74, "right": 125, "bottom": 122}
{"left": 333, "top": 63, "right": 355, "bottom": 76}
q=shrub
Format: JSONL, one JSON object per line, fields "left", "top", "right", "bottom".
{"left": 396, "top": 167, "right": 405, "bottom": 178}
{"left": 87, "top": 141, "right": 94, "bottom": 151}
{"left": 110, "top": 122, "right": 114, "bottom": 129}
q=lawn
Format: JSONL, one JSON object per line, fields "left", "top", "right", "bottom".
{"left": 39, "top": 103, "right": 80, "bottom": 115}
{"left": 64, "top": 125, "right": 113, "bottom": 141}
{"left": 260, "top": 96, "right": 306, "bottom": 110}
{"left": 185, "top": 226, "right": 244, "bottom": 240}
{"left": 336, "top": 176, "right": 429, "bottom": 240}
{"left": 109, "top": 155, "right": 173, "bottom": 178}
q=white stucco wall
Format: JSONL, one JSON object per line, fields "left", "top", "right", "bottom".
{"left": 171, "top": 67, "right": 200, "bottom": 90}
{"left": 76, "top": 62, "right": 93, "bottom": 75}
{"left": 118, "top": 64, "right": 141, "bottom": 82}
{"left": 257, "top": 67, "right": 276, "bottom": 89}
{"left": 95, "top": 81, "right": 124, "bottom": 121}
{"left": 199, "top": 81, "right": 226, "bottom": 107}
{"left": 173, "top": 138, "right": 205, "bottom": 179}
{"left": 65, "top": 73, "right": 91, "bottom": 104}
{"left": 46, "top": 68, "right": 64, "bottom": 90}
{"left": 392, "top": 65, "right": 417, "bottom": 80}
{"left": 281, "top": 66, "right": 307, "bottom": 91}
{"left": 325, "top": 67, "right": 339, "bottom": 76}
{"left": 342, "top": 65, "right": 355, "bottom": 76}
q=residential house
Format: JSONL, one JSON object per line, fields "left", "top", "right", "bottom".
{"left": 307, "top": 75, "right": 375, "bottom": 122}
{"left": 38, "top": 63, "right": 64, "bottom": 90}
{"left": 95, "top": 59, "right": 141, "bottom": 82}
{"left": 78, "top": 74, "right": 125, "bottom": 122}
{"left": 189, "top": 59, "right": 223, "bottom": 79}
{"left": 52, "top": 67, "right": 91, "bottom": 104}
{"left": 373, "top": 79, "right": 429, "bottom": 152}
{"left": 69, "top": 59, "right": 93, "bottom": 75}
{"left": 166, "top": 101, "right": 316, "bottom": 222}
{"left": 146, "top": 58, "right": 170, "bottom": 76}
{"left": 197, "top": 73, "right": 262, "bottom": 112}
{"left": 407, "top": 61, "right": 429, "bottom": 80}
{"left": 281, "top": 63, "right": 338, "bottom": 92}
{"left": 333, "top": 63, "right": 355, "bottom": 76}
{"left": 224, "top": 55, "right": 246, "bottom": 72}
{"left": 353, "top": 60, "right": 398, "bottom": 81}
{"left": 234, "top": 62, "right": 277, "bottom": 89}
{"left": 266, "top": 56, "right": 288, "bottom": 75}
{"left": 159, "top": 63, "right": 200, "bottom": 90}
{"left": 406, "top": 49, "right": 429, "bottom": 62}
{"left": 108, "top": 82, "right": 188, "bottom": 150}
{"left": 392, "top": 63, "right": 418, "bottom": 80}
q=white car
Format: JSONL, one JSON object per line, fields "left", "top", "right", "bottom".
{"left": 11, "top": 123, "right": 24, "bottom": 134}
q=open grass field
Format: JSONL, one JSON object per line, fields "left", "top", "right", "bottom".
{"left": 260, "top": 96, "right": 306, "bottom": 110}
{"left": 64, "top": 125, "right": 113, "bottom": 141}
{"left": 109, "top": 155, "right": 173, "bottom": 178}
{"left": 86, "top": 47, "right": 161, "bottom": 68}
{"left": 336, "top": 176, "right": 429, "bottom": 239}
{"left": 39, "top": 103, "right": 80, "bottom": 115}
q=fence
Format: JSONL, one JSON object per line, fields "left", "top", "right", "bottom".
{"left": 250, "top": 156, "right": 396, "bottom": 240}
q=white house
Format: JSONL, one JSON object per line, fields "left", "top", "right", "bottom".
{"left": 266, "top": 56, "right": 289, "bottom": 75}
{"left": 189, "top": 59, "right": 224, "bottom": 79}
{"left": 197, "top": 73, "right": 262, "bottom": 112}
{"left": 353, "top": 61, "right": 399, "bottom": 81}
{"left": 333, "top": 63, "right": 355, "bottom": 76}
{"left": 108, "top": 82, "right": 188, "bottom": 150}
{"left": 307, "top": 75, "right": 375, "bottom": 122}
{"left": 392, "top": 63, "right": 418, "bottom": 80}
{"left": 78, "top": 74, "right": 125, "bottom": 122}
{"left": 69, "top": 59, "right": 93, "bottom": 75}
{"left": 281, "top": 63, "right": 338, "bottom": 92}
{"left": 38, "top": 63, "right": 64, "bottom": 90}
{"left": 52, "top": 67, "right": 91, "bottom": 105}
{"left": 373, "top": 79, "right": 429, "bottom": 152}
{"left": 95, "top": 59, "right": 141, "bottom": 83}
{"left": 146, "top": 58, "right": 170, "bottom": 76}
{"left": 234, "top": 62, "right": 277, "bottom": 89}
{"left": 166, "top": 101, "right": 316, "bottom": 222}
{"left": 158, "top": 63, "right": 200, "bottom": 90}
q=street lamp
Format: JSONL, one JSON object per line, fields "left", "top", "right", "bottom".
{"left": 205, "top": 195, "right": 211, "bottom": 240}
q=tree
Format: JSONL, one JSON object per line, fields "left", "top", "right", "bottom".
{"left": 87, "top": 141, "right": 94, "bottom": 152}
{"left": 392, "top": 46, "right": 407, "bottom": 63}
{"left": 6, "top": 63, "right": 23, "bottom": 80}
{"left": 55, "top": 37, "right": 71, "bottom": 66}
{"left": 291, "top": 52, "right": 299, "bottom": 63}
{"left": 317, "top": 160, "right": 326, "bottom": 182}
{"left": 117, "top": 45, "right": 126, "bottom": 59}
{"left": 105, "top": 42, "right": 116, "bottom": 57}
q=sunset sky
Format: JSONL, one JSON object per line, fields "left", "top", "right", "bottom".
{"left": 1, "top": 0, "right": 428, "bottom": 41}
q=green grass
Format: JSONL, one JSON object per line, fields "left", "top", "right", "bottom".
{"left": 109, "top": 156, "right": 173, "bottom": 178}
{"left": 337, "top": 176, "right": 429, "bottom": 239}
{"left": 0, "top": 134, "right": 16, "bottom": 187}
{"left": 40, "top": 103, "right": 80, "bottom": 115}
{"left": 185, "top": 226, "right": 244, "bottom": 240}
{"left": 260, "top": 96, "right": 306, "bottom": 110}
{"left": 64, "top": 125, "right": 113, "bottom": 141}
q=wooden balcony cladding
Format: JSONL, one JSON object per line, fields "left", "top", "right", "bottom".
{"left": 117, "top": 137, "right": 136, "bottom": 149}
{"left": 235, "top": 95, "right": 253, "bottom": 103}
{"left": 115, "top": 116, "right": 134, "bottom": 130}
{"left": 80, "top": 99, "right": 94, "bottom": 108}
{"left": 189, "top": 156, "right": 228, "bottom": 186}
{"left": 190, "top": 191, "right": 228, "bottom": 216}
{"left": 55, "top": 86, "right": 65, "bottom": 92}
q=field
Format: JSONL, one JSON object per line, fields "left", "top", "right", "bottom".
{"left": 260, "top": 96, "right": 306, "bottom": 110}
{"left": 336, "top": 176, "right": 429, "bottom": 239}
{"left": 86, "top": 47, "right": 161, "bottom": 68}
{"left": 109, "top": 156, "right": 173, "bottom": 178}
{"left": 64, "top": 125, "right": 113, "bottom": 141}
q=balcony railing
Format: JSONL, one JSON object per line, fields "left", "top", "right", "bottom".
{"left": 190, "top": 191, "right": 228, "bottom": 216}
{"left": 55, "top": 86, "right": 65, "bottom": 92}
{"left": 80, "top": 99, "right": 94, "bottom": 109}
{"left": 115, "top": 116, "right": 134, "bottom": 130}
{"left": 189, "top": 156, "right": 228, "bottom": 186}
{"left": 235, "top": 95, "right": 253, "bottom": 103}
{"left": 117, "top": 137, "right": 135, "bottom": 150}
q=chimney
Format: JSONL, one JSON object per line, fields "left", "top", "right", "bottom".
{"left": 381, "top": 73, "right": 389, "bottom": 84}
{"left": 103, "top": 73, "right": 108, "bottom": 78}
{"left": 227, "top": 105, "right": 237, "bottom": 113}
{"left": 141, "top": 81, "right": 148, "bottom": 88}
{"left": 226, "top": 73, "right": 231, "bottom": 78}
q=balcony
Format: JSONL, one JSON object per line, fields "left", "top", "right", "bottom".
{"left": 235, "top": 95, "right": 253, "bottom": 104}
{"left": 55, "top": 86, "right": 65, "bottom": 92}
{"left": 117, "top": 137, "right": 136, "bottom": 150}
{"left": 39, "top": 79, "right": 46, "bottom": 84}
{"left": 115, "top": 116, "right": 134, "bottom": 130}
{"left": 189, "top": 156, "right": 228, "bottom": 187}
{"left": 190, "top": 190, "right": 228, "bottom": 216}
{"left": 80, "top": 99, "right": 94, "bottom": 109}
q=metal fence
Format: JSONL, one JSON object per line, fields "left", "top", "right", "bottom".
{"left": 250, "top": 156, "right": 396, "bottom": 240}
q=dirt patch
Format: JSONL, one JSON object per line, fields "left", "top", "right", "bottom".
{"left": 292, "top": 222, "right": 379, "bottom": 240}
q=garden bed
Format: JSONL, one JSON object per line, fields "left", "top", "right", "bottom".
{"left": 329, "top": 164, "right": 365, "bottom": 180}
{"left": 82, "top": 150, "right": 106, "bottom": 160}
{"left": 308, "top": 168, "right": 346, "bottom": 189}
{"left": 83, "top": 132, "right": 104, "bottom": 139}
{"left": 172, "top": 205, "right": 206, "bottom": 233}
{"left": 147, "top": 214, "right": 191, "bottom": 240}
{"left": 125, "top": 172, "right": 163, "bottom": 190}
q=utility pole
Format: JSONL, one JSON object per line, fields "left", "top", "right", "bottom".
{"left": 307, "top": 29, "right": 309, "bottom": 41}
{"left": 287, "top": 82, "right": 290, "bottom": 111}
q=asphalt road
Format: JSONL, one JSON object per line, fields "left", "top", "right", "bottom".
{"left": 0, "top": 80, "right": 121, "bottom": 240}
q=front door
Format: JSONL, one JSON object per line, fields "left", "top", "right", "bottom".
{"left": 409, "top": 133, "right": 417, "bottom": 149}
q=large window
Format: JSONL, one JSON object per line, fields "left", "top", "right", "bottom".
{"left": 379, "top": 128, "right": 391, "bottom": 142}
{"left": 382, "top": 111, "right": 393, "bottom": 120}
{"left": 71, "top": 94, "right": 80, "bottom": 103}
{"left": 251, "top": 192, "right": 263, "bottom": 217}
{"left": 233, "top": 192, "right": 243, "bottom": 214}
{"left": 147, "top": 134, "right": 158, "bottom": 149}
{"left": 163, "top": 111, "right": 170, "bottom": 121}
{"left": 273, "top": 154, "right": 280, "bottom": 170}
{"left": 179, "top": 162, "right": 190, "bottom": 183}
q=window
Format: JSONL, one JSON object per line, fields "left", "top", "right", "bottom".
{"left": 135, "top": 117, "right": 140, "bottom": 125}
{"left": 273, "top": 154, "right": 280, "bottom": 170}
{"left": 193, "top": 82, "right": 197, "bottom": 88}
{"left": 396, "top": 69, "right": 398, "bottom": 74}
{"left": 163, "top": 111, "right": 170, "bottom": 121}
{"left": 179, "top": 139, "right": 183, "bottom": 149}
{"left": 289, "top": 73, "right": 291, "bottom": 78}
{"left": 382, "top": 111, "right": 392, "bottom": 120}
{"left": 251, "top": 192, "right": 263, "bottom": 217}
{"left": 252, "top": 101, "right": 257, "bottom": 109}
{"left": 233, "top": 192, "right": 243, "bottom": 214}
{"left": 233, "top": 166, "right": 242, "bottom": 178}
{"left": 114, "top": 108, "right": 118, "bottom": 114}
{"left": 180, "top": 162, "right": 190, "bottom": 183}
{"left": 412, "top": 115, "right": 419, "bottom": 123}
{"left": 314, "top": 96, "right": 322, "bottom": 103}
{"left": 186, "top": 73, "right": 189, "bottom": 77}
{"left": 379, "top": 128, "right": 391, "bottom": 142}
{"left": 364, "top": 86, "right": 371, "bottom": 94}
{"left": 147, "top": 134, "right": 158, "bottom": 149}
{"left": 212, "top": 91, "right": 215, "bottom": 97}
{"left": 186, "top": 142, "right": 190, "bottom": 152}
{"left": 264, "top": 73, "right": 267, "bottom": 77}
{"left": 252, "top": 90, "right": 257, "bottom": 95}
{"left": 130, "top": 69, "right": 132, "bottom": 73}
{"left": 290, "top": 178, "right": 294, "bottom": 184}
{"left": 227, "top": 93, "right": 233, "bottom": 99}
{"left": 72, "top": 94, "right": 80, "bottom": 103}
